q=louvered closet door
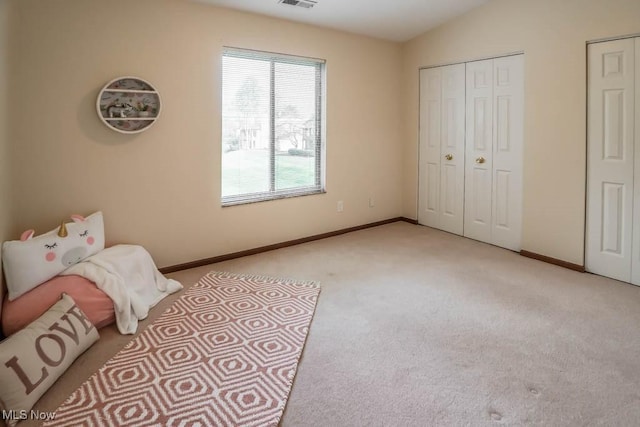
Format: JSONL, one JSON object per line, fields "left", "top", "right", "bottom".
{"left": 464, "top": 55, "right": 523, "bottom": 250}
{"left": 586, "top": 38, "right": 635, "bottom": 283}
{"left": 418, "top": 64, "right": 466, "bottom": 235}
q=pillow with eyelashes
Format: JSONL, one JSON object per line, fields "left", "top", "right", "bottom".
{"left": 2, "top": 211, "right": 105, "bottom": 301}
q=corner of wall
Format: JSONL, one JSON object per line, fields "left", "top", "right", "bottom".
{"left": 0, "top": 0, "right": 13, "bottom": 325}
{"left": 399, "top": 37, "right": 420, "bottom": 221}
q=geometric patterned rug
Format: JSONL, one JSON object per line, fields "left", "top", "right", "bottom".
{"left": 45, "top": 271, "right": 320, "bottom": 427}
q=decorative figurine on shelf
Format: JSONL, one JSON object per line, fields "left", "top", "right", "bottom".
{"left": 107, "top": 102, "right": 134, "bottom": 118}
{"left": 136, "top": 101, "right": 152, "bottom": 118}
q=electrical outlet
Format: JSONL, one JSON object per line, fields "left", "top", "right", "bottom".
{"left": 369, "top": 197, "right": 375, "bottom": 208}
{"left": 337, "top": 200, "right": 344, "bottom": 212}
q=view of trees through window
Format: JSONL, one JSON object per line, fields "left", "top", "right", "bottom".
{"left": 221, "top": 50, "right": 324, "bottom": 203}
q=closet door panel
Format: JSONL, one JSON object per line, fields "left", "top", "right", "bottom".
{"left": 439, "top": 63, "right": 466, "bottom": 235}
{"left": 464, "top": 59, "right": 494, "bottom": 243}
{"left": 586, "top": 38, "right": 635, "bottom": 283}
{"left": 491, "top": 55, "right": 523, "bottom": 251}
{"left": 419, "top": 68, "right": 442, "bottom": 228}
{"left": 470, "top": 166, "right": 492, "bottom": 226}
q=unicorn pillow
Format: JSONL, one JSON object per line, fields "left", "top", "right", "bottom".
{"left": 2, "top": 212, "right": 105, "bottom": 301}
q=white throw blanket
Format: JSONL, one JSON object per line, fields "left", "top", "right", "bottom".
{"left": 61, "top": 244, "right": 183, "bottom": 334}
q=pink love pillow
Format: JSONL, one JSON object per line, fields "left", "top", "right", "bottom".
{"left": 2, "top": 212, "right": 105, "bottom": 301}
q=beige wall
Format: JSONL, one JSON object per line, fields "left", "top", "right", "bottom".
{"left": 10, "top": 0, "right": 637, "bottom": 271}
{"left": 0, "top": 0, "right": 11, "bottom": 304}
{"left": 8, "top": 0, "right": 403, "bottom": 268}
{"left": 402, "top": 0, "right": 640, "bottom": 265}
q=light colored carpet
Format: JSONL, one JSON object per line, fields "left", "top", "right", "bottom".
{"left": 25, "top": 222, "right": 640, "bottom": 426}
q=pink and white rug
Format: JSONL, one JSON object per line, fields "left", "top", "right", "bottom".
{"left": 45, "top": 271, "right": 320, "bottom": 427}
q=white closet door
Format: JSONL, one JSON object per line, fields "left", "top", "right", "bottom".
{"left": 419, "top": 64, "right": 465, "bottom": 235}
{"left": 439, "top": 63, "right": 466, "bottom": 235}
{"left": 418, "top": 68, "right": 442, "bottom": 228}
{"left": 587, "top": 38, "right": 635, "bottom": 283}
{"left": 491, "top": 55, "right": 523, "bottom": 251}
{"left": 464, "top": 59, "right": 494, "bottom": 243}
{"left": 633, "top": 38, "right": 640, "bottom": 286}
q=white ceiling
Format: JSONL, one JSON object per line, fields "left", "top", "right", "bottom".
{"left": 194, "top": 0, "right": 489, "bottom": 42}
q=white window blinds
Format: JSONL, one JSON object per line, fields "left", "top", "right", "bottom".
{"left": 221, "top": 48, "right": 326, "bottom": 205}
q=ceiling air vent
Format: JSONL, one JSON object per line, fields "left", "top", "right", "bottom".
{"left": 279, "top": 0, "right": 317, "bottom": 9}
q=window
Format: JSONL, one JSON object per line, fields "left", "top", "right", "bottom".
{"left": 221, "top": 47, "right": 326, "bottom": 205}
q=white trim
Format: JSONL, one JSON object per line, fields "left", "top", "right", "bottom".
{"left": 222, "top": 189, "right": 326, "bottom": 207}
{"left": 223, "top": 46, "right": 326, "bottom": 65}
{"left": 418, "top": 51, "right": 524, "bottom": 71}
{"left": 587, "top": 32, "right": 640, "bottom": 45}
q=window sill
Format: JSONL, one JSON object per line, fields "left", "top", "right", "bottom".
{"left": 221, "top": 188, "right": 326, "bottom": 207}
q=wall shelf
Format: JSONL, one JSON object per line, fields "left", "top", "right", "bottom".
{"left": 96, "top": 76, "right": 161, "bottom": 134}
{"left": 105, "top": 118, "right": 156, "bottom": 121}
